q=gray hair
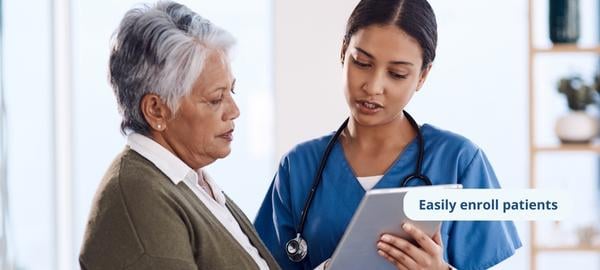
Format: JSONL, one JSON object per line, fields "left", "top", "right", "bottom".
{"left": 109, "top": 1, "right": 235, "bottom": 135}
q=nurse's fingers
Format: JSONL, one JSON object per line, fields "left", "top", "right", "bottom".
{"left": 432, "top": 230, "right": 443, "bottom": 246}
{"left": 379, "top": 234, "right": 428, "bottom": 266}
{"left": 377, "top": 241, "right": 414, "bottom": 270}
{"left": 381, "top": 234, "right": 433, "bottom": 265}
{"left": 402, "top": 222, "right": 442, "bottom": 256}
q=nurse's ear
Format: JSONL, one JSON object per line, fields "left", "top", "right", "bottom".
{"left": 416, "top": 63, "right": 432, "bottom": 92}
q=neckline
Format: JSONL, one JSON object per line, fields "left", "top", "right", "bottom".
{"left": 335, "top": 128, "right": 421, "bottom": 191}
{"left": 356, "top": 175, "right": 384, "bottom": 181}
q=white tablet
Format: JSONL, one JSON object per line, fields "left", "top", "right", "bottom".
{"left": 328, "top": 184, "right": 462, "bottom": 270}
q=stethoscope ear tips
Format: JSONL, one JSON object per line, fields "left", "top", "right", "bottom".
{"left": 286, "top": 234, "right": 308, "bottom": 262}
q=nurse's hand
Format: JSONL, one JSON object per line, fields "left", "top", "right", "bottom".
{"left": 377, "top": 223, "right": 449, "bottom": 270}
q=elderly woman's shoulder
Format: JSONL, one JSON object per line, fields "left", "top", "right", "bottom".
{"left": 95, "top": 148, "right": 175, "bottom": 201}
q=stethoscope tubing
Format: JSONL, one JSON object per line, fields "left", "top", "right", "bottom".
{"left": 288, "top": 110, "right": 432, "bottom": 262}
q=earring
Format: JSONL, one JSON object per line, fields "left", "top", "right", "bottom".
{"left": 157, "top": 124, "right": 162, "bottom": 129}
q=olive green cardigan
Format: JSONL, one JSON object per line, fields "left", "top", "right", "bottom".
{"left": 79, "top": 148, "right": 281, "bottom": 270}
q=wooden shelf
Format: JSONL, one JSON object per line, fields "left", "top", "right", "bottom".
{"left": 526, "top": 0, "right": 600, "bottom": 268}
{"left": 532, "top": 45, "right": 600, "bottom": 54}
{"left": 535, "top": 245, "right": 600, "bottom": 252}
{"left": 534, "top": 144, "right": 600, "bottom": 153}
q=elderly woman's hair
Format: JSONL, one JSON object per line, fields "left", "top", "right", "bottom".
{"left": 109, "top": 1, "right": 235, "bottom": 135}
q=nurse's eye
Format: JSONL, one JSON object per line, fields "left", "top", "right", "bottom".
{"left": 351, "top": 58, "right": 371, "bottom": 68}
{"left": 389, "top": 71, "right": 407, "bottom": 80}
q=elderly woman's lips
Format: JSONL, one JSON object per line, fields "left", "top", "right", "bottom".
{"left": 218, "top": 130, "right": 234, "bottom": 142}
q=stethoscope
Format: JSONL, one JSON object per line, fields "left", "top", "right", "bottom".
{"left": 285, "top": 110, "right": 433, "bottom": 262}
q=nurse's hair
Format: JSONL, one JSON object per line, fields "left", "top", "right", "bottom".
{"left": 341, "top": 0, "right": 437, "bottom": 71}
{"left": 109, "top": 1, "right": 235, "bottom": 135}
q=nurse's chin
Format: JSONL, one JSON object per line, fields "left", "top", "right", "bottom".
{"left": 351, "top": 112, "right": 389, "bottom": 126}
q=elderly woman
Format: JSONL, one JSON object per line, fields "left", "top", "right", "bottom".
{"left": 79, "top": 2, "right": 280, "bottom": 269}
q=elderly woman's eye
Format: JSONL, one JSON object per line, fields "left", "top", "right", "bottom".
{"left": 210, "top": 98, "right": 223, "bottom": 105}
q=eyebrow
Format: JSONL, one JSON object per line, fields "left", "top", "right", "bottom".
{"left": 211, "top": 78, "right": 236, "bottom": 93}
{"left": 355, "top": 47, "right": 414, "bottom": 66}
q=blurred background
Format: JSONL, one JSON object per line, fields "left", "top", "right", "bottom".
{"left": 1, "top": 0, "right": 599, "bottom": 269}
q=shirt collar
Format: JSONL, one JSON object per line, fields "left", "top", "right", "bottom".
{"left": 200, "top": 170, "right": 227, "bottom": 205}
{"left": 127, "top": 133, "right": 226, "bottom": 205}
{"left": 127, "top": 133, "right": 193, "bottom": 185}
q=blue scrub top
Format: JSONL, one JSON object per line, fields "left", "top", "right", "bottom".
{"left": 254, "top": 124, "right": 522, "bottom": 270}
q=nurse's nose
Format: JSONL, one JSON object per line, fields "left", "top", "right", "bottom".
{"left": 361, "top": 72, "right": 384, "bottom": 95}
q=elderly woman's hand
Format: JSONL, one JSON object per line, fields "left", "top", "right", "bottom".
{"left": 377, "top": 223, "right": 449, "bottom": 270}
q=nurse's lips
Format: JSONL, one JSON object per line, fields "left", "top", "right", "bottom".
{"left": 355, "top": 99, "right": 383, "bottom": 114}
{"left": 218, "top": 129, "right": 234, "bottom": 142}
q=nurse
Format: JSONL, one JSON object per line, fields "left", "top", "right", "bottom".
{"left": 255, "top": 0, "right": 521, "bottom": 269}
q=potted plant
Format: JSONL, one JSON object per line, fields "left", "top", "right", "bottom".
{"left": 555, "top": 75, "right": 599, "bottom": 143}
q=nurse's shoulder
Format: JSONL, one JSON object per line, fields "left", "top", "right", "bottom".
{"left": 421, "top": 123, "right": 483, "bottom": 167}
{"left": 278, "top": 132, "right": 336, "bottom": 168}
{"left": 271, "top": 133, "right": 337, "bottom": 190}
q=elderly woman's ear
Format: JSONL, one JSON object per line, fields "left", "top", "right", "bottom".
{"left": 140, "top": 93, "right": 171, "bottom": 131}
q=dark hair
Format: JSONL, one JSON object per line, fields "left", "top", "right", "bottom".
{"left": 341, "top": 0, "right": 437, "bottom": 71}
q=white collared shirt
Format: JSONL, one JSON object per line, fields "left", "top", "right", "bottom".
{"left": 127, "top": 133, "right": 269, "bottom": 270}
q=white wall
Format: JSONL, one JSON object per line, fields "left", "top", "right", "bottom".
{"left": 273, "top": 0, "right": 359, "bottom": 158}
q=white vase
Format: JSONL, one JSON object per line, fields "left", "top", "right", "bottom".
{"left": 555, "top": 111, "right": 599, "bottom": 143}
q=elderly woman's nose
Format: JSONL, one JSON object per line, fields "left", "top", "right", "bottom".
{"left": 225, "top": 98, "right": 240, "bottom": 120}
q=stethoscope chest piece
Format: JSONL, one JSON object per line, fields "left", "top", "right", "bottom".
{"left": 286, "top": 233, "right": 308, "bottom": 262}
